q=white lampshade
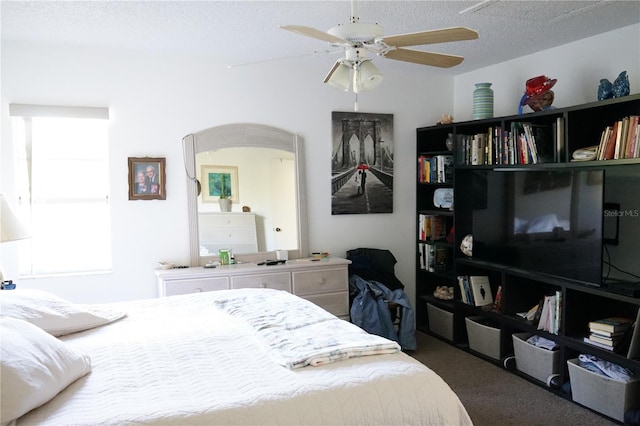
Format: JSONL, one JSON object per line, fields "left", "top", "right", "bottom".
{"left": 0, "top": 194, "right": 30, "bottom": 243}
{"left": 356, "top": 60, "right": 383, "bottom": 92}
{"left": 323, "top": 61, "right": 352, "bottom": 92}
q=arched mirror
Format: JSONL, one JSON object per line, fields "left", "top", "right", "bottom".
{"left": 183, "top": 124, "right": 308, "bottom": 265}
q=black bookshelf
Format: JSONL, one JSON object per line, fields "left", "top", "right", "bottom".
{"left": 416, "top": 94, "right": 640, "bottom": 423}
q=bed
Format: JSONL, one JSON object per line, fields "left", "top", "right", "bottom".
{"left": 1, "top": 288, "right": 472, "bottom": 425}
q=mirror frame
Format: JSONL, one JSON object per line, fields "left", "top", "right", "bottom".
{"left": 183, "top": 123, "right": 308, "bottom": 265}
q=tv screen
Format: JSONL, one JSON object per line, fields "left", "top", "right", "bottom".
{"left": 471, "top": 169, "right": 604, "bottom": 285}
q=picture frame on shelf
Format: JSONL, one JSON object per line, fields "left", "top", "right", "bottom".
{"left": 201, "top": 165, "right": 239, "bottom": 203}
{"left": 469, "top": 275, "right": 493, "bottom": 306}
{"left": 128, "top": 157, "right": 166, "bottom": 200}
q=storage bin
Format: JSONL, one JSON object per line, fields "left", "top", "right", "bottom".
{"left": 567, "top": 358, "right": 640, "bottom": 422}
{"left": 427, "top": 303, "right": 453, "bottom": 341}
{"left": 465, "top": 316, "right": 501, "bottom": 360}
{"left": 512, "top": 333, "right": 561, "bottom": 385}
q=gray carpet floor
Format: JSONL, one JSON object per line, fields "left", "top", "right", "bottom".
{"left": 409, "top": 331, "right": 617, "bottom": 426}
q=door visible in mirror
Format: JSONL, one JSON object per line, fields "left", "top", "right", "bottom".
{"left": 196, "top": 147, "right": 297, "bottom": 254}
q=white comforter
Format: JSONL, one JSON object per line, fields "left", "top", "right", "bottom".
{"left": 18, "top": 289, "right": 472, "bottom": 425}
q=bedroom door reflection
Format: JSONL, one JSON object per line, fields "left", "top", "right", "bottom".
{"left": 269, "top": 156, "right": 297, "bottom": 251}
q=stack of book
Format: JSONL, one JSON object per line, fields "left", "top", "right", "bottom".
{"left": 418, "top": 243, "right": 449, "bottom": 272}
{"left": 584, "top": 316, "right": 634, "bottom": 352}
{"left": 456, "top": 120, "right": 557, "bottom": 166}
{"left": 594, "top": 115, "right": 639, "bottom": 160}
{"left": 417, "top": 154, "right": 453, "bottom": 183}
{"left": 417, "top": 214, "right": 447, "bottom": 241}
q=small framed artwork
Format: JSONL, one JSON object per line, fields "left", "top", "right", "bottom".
{"left": 128, "top": 157, "right": 166, "bottom": 200}
{"left": 201, "top": 165, "right": 238, "bottom": 203}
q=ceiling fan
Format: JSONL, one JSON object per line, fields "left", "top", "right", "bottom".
{"left": 280, "top": 0, "right": 479, "bottom": 95}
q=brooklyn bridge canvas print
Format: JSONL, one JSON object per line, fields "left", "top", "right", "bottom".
{"left": 331, "top": 111, "right": 394, "bottom": 215}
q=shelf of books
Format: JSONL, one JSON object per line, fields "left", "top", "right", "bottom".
{"left": 416, "top": 126, "right": 457, "bottom": 331}
{"left": 456, "top": 118, "right": 563, "bottom": 166}
{"left": 416, "top": 94, "right": 640, "bottom": 423}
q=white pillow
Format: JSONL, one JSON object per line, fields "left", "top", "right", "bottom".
{"left": 1, "top": 317, "right": 92, "bottom": 424}
{"left": 0, "top": 289, "right": 126, "bottom": 336}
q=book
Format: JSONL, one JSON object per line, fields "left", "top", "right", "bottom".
{"left": 553, "top": 290, "right": 561, "bottom": 335}
{"left": 588, "top": 334, "right": 619, "bottom": 347}
{"left": 589, "top": 328, "right": 627, "bottom": 338}
{"left": 457, "top": 275, "right": 469, "bottom": 304}
{"left": 602, "top": 121, "right": 618, "bottom": 160}
{"left": 418, "top": 214, "right": 431, "bottom": 240}
{"left": 596, "top": 126, "right": 611, "bottom": 160}
{"left": 613, "top": 120, "right": 624, "bottom": 160}
{"left": 615, "top": 117, "right": 629, "bottom": 159}
{"left": 583, "top": 336, "right": 615, "bottom": 351}
{"left": 435, "top": 155, "right": 453, "bottom": 183}
{"left": 418, "top": 156, "right": 431, "bottom": 183}
{"left": 555, "top": 117, "right": 565, "bottom": 162}
{"left": 625, "top": 115, "right": 639, "bottom": 158}
{"left": 469, "top": 275, "right": 493, "bottom": 306}
{"left": 534, "top": 293, "right": 561, "bottom": 335}
{"left": 430, "top": 216, "right": 447, "bottom": 241}
{"left": 634, "top": 123, "right": 640, "bottom": 158}
{"left": 418, "top": 243, "right": 437, "bottom": 272}
{"left": 493, "top": 285, "right": 503, "bottom": 313}
{"left": 434, "top": 246, "right": 449, "bottom": 270}
{"left": 588, "top": 317, "right": 633, "bottom": 333}
{"left": 537, "top": 295, "right": 553, "bottom": 332}
{"left": 522, "top": 122, "right": 539, "bottom": 164}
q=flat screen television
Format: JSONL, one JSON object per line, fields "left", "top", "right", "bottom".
{"left": 471, "top": 169, "right": 604, "bottom": 286}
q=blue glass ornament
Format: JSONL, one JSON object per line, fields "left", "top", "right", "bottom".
{"left": 613, "top": 71, "right": 630, "bottom": 98}
{"left": 597, "top": 79, "right": 613, "bottom": 101}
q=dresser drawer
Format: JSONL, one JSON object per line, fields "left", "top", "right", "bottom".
{"left": 162, "top": 277, "right": 229, "bottom": 297}
{"left": 292, "top": 267, "right": 348, "bottom": 296}
{"left": 200, "top": 228, "right": 258, "bottom": 243}
{"left": 199, "top": 213, "right": 256, "bottom": 228}
{"left": 301, "top": 292, "right": 349, "bottom": 318}
{"left": 231, "top": 272, "right": 291, "bottom": 291}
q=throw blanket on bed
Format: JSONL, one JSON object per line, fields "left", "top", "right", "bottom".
{"left": 214, "top": 289, "right": 400, "bottom": 369}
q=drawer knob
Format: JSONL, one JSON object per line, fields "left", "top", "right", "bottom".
{"left": 318, "top": 278, "right": 326, "bottom": 285}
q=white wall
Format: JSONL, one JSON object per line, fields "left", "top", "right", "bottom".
{"left": 2, "top": 24, "right": 638, "bottom": 305}
{"left": 453, "top": 25, "right": 640, "bottom": 120}
{"left": 1, "top": 40, "right": 452, "bottom": 303}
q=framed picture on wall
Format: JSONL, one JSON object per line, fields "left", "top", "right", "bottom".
{"left": 330, "top": 111, "right": 394, "bottom": 215}
{"left": 201, "top": 165, "right": 239, "bottom": 203}
{"left": 128, "top": 157, "right": 166, "bottom": 200}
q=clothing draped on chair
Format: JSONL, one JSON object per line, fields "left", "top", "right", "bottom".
{"left": 347, "top": 248, "right": 417, "bottom": 350}
{"left": 349, "top": 275, "right": 417, "bottom": 350}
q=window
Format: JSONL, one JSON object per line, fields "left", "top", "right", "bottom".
{"left": 10, "top": 104, "right": 111, "bottom": 276}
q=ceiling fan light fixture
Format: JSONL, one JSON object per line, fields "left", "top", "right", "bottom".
{"left": 324, "top": 61, "right": 352, "bottom": 92}
{"left": 356, "top": 60, "right": 383, "bottom": 92}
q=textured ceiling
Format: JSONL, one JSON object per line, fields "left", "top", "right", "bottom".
{"left": 2, "top": 1, "right": 639, "bottom": 74}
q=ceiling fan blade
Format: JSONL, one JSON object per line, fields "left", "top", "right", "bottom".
{"left": 323, "top": 61, "right": 342, "bottom": 83}
{"left": 279, "top": 25, "right": 348, "bottom": 44}
{"left": 384, "top": 48, "right": 464, "bottom": 68}
{"left": 382, "top": 27, "right": 478, "bottom": 47}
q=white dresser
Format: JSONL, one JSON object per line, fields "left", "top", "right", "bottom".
{"left": 155, "top": 257, "right": 351, "bottom": 319}
{"left": 198, "top": 212, "right": 258, "bottom": 255}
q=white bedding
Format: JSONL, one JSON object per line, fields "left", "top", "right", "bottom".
{"left": 17, "top": 289, "right": 472, "bottom": 425}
